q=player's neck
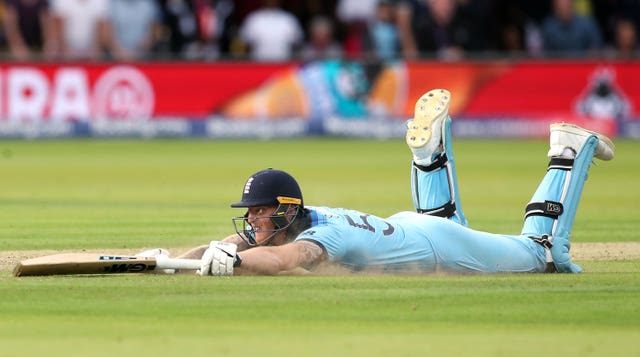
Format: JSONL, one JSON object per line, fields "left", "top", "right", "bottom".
{"left": 284, "top": 209, "right": 312, "bottom": 242}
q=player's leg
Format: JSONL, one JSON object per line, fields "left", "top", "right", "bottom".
{"left": 521, "top": 123, "right": 615, "bottom": 273}
{"left": 408, "top": 214, "right": 548, "bottom": 273}
{"left": 406, "top": 89, "right": 467, "bottom": 226}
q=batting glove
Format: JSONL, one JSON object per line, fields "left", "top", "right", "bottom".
{"left": 135, "top": 248, "right": 175, "bottom": 274}
{"left": 196, "top": 241, "right": 239, "bottom": 276}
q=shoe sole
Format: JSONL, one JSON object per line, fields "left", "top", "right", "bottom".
{"left": 406, "top": 89, "right": 451, "bottom": 148}
{"left": 550, "top": 123, "right": 615, "bottom": 160}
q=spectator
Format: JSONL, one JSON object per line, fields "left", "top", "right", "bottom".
{"left": 364, "top": 0, "right": 400, "bottom": 62}
{"left": 336, "top": 0, "right": 377, "bottom": 58}
{"left": 283, "top": 0, "right": 337, "bottom": 34}
{"left": 299, "top": 15, "right": 342, "bottom": 61}
{"left": 491, "top": 0, "right": 543, "bottom": 57}
{"left": 600, "top": 0, "right": 640, "bottom": 56}
{"left": 238, "top": 0, "right": 303, "bottom": 61}
{"left": 155, "top": 0, "right": 197, "bottom": 58}
{"left": 611, "top": 17, "right": 638, "bottom": 58}
{"left": 336, "top": 0, "right": 377, "bottom": 24}
{"left": 0, "top": 6, "right": 5, "bottom": 54}
{"left": 108, "top": 0, "right": 162, "bottom": 61}
{"left": 541, "top": 0, "right": 603, "bottom": 57}
{"left": 50, "top": 0, "right": 111, "bottom": 60}
{"left": 2, "top": 0, "right": 55, "bottom": 60}
{"left": 455, "top": 0, "right": 494, "bottom": 52}
{"left": 409, "top": 0, "right": 476, "bottom": 61}
{"left": 193, "top": 0, "right": 234, "bottom": 60}
{"left": 394, "top": 0, "right": 419, "bottom": 58}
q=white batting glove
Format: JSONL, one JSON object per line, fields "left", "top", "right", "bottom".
{"left": 135, "top": 248, "right": 175, "bottom": 274}
{"left": 196, "top": 241, "right": 238, "bottom": 276}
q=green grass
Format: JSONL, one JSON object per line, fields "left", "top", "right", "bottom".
{"left": 0, "top": 138, "right": 639, "bottom": 356}
{"left": 0, "top": 274, "right": 639, "bottom": 356}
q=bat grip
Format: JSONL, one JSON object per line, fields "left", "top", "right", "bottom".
{"left": 155, "top": 256, "right": 202, "bottom": 270}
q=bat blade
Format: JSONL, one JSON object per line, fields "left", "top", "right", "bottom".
{"left": 13, "top": 253, "right": 201, "bottom": 277}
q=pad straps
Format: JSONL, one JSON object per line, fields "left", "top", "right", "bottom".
{"left": 417, "top": 201, "right": 456, "bottom": 218}
{"left": 525, "top": 158, "right": 573, "bottom": 253}
{"left": 528, "top": 234, "right": 553, "bottom": 249}
{"left": 413, "top": 152, "right": 448, "bottom": 172}
{"left": 547, "top": 157, "right": 574, "bottom": 171}
{"left": 525, "top": 200, "right": 564, "bottom": 220}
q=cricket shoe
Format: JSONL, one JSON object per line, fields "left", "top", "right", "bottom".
{"left": 405, "top": 89, "right": 450, "bottom": 165}
{"left": 547, "top": 123, "right": 615, "bottom": 161}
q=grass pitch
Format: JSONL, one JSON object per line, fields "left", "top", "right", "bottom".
{"left": 0, "top": 138, "right": 639, "bottom": 356}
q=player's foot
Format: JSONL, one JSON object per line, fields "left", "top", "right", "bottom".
{"left": 548, "top": 123, "right": 615, "bottom": 160}
{"left": 406, "top": 89, "right": 450, "bottom": 165}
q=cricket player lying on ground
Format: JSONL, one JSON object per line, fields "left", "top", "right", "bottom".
{"left": 141, "top": 89, "right": 615, "bottom": 275}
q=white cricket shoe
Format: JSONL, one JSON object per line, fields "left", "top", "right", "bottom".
{"left": 405, "top": 89, "right": 451, "bottom": 165}
{"left": 548, "top": 123, "right": 615, "bottom": 161}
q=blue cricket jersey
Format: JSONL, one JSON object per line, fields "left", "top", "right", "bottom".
{"left": 295, "top": 206, "right": 547, "bottom": 273}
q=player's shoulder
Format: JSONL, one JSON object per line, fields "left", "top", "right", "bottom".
{"left": 306, "top": 205, "right": 361, "bottom": 214}
{"left": 305, "top": 205, "right": 362, "bottom": 221}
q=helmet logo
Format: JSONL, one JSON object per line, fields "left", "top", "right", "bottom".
{"left": 277, "top": 196, "right": 302, "bottom": 205}
{"left": 243, "top": 177, "right": 254, "bottom": 194}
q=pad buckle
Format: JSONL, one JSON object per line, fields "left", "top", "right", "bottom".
{"left": 528, "top": 234, "right": 554, "bottom": 249}
{"left": 413, "top": 153, "right": 448, "bottom": 172}
{"left": 418, "top": 201, "right": 456, "bottom": 218}
{"left": 547, "top": 157, "right": 574, "bottom": 171}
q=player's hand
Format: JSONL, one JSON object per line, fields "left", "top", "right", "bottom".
{"left": 135, "top": 248, "right": 175, "bottom": 274}
{"left": 196, "top": 241, "right": 239, "bottom": 276}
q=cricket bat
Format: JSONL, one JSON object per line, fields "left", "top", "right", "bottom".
{"left": 13, "top": 253, "right": 202, "bottom": 277}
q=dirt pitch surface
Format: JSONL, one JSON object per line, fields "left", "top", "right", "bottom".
{"left": 2, "top": 243, "right": 639, "bottom": 274}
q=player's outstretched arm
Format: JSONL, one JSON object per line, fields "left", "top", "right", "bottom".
{"left": 236, "top": 240, "right": 327, "bottom": 276}
{"left": 222, "top": 233, "right": 252, "bottom": 252}
{"left": 177, "top": 234, "right": 252, "bottom": 260}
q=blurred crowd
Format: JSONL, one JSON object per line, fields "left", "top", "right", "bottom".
{"left": 0, "top": 0, "right": 638, "bottom": 62}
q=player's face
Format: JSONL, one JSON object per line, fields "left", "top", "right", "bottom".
{"left": 246, "top": 205, "right": 281, "bottom": 245}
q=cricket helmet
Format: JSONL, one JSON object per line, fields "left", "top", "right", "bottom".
{"left": 231, "top": 168, "right": 304, "bottom": 246}
{"left": 231, "top": 168, "right": 303, "bottom": 208}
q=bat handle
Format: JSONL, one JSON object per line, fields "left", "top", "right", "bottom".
{"left": 155, "top": 256, "right": 202, "bottom": 270}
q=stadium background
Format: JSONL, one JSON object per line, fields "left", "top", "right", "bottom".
{"left": 1, "top": 2, "right": 639, "bottom": 355}
{"left": 0, "top": 0, "right": 638, "bottom": 139}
